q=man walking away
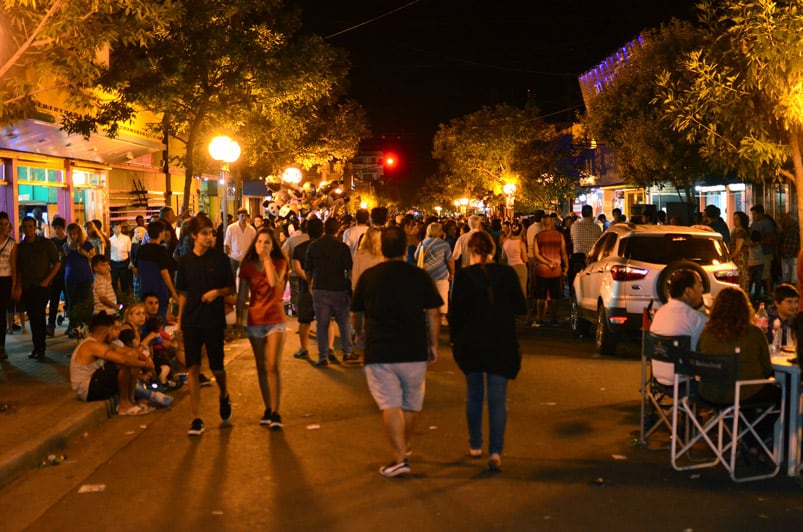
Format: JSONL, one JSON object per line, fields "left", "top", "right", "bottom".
{"left": 569, "top": 205, "right": 602, "bottom": 293}
{"left": 352, "top": 226, "right": 442, "bottom": 477}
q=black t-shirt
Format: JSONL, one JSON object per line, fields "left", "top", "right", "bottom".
{"left": 176, "top": 248, "right": 234, "bottom": 329}
{"left": 293, "top": 240, "right": 311, "bottom": 293}
{"left": 351, "top": 260, "right": 443, "bottom": 364}
{"left": 305, "top": 235, "right": 352, "bottom": 291}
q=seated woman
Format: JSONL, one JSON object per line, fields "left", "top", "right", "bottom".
{"left": 697, "top": 287, "right": 778, "bottom": 405}
{"left": 697, "top": 286, "right": 781, "bottom": 457}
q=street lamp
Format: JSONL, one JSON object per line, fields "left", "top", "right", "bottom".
{"left": 503, "top": 183, "right": 516, "bottom": 220}
{"left": 434, "top": 206, "right": 442, "bottom": 217}
{"left": 282, "top": 167, "right": 302, "bottom": 186}
{"left": 208, "top": 136, "right": 241, "bottom": 230}
{"left": 459, "top": 197, "right": 469, "bottom": 216}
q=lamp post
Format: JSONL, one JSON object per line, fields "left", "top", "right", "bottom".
{"left": 503, "top": 183, "right": 517, "bottom": 220}
{"left": 282, "top": 167, "right": 302, "bottom": 186}
{"left": 459, "top": 197, "right": 469, "bottom": 216}
{"left": 434, "top": 206, "right": 442, "bottom": 218}
{"left": 208, "top": 136, "right": 241, "bottom": 230}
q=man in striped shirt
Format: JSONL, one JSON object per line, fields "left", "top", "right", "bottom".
{"left": 569, "top": 205, "right": 602, "bottom": 292}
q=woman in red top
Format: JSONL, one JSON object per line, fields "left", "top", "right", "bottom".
{"left": 239, "top": 228, "right": 288, "bottom": 429}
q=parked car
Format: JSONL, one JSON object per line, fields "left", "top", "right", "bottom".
{"left": 570, "top": 223, "right": 739, "bottom": 355}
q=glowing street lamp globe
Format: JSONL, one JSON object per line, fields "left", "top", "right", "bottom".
{"left": 282, "top": 167, "right": 302, "bottom": 185}
{"left": 503, "top": 183, "right": 516, "bottom": 196}
{"left": 208, "top": 136, "right": 241, "bottom": 163}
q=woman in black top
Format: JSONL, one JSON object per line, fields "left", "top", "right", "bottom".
{"left": 449, "top": 231, "right": 526, "bottom": 472}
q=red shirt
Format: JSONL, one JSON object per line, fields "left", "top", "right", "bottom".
{"left": 239, "top": 259, "right": 287, "bottom": 326}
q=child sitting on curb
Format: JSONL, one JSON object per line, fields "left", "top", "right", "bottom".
{"left": 92, "top": 255, "right": 119, "bottom": 316}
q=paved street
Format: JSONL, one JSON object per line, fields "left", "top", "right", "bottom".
{"left": 2, "top": 320, "right": 803, "bottom": 531}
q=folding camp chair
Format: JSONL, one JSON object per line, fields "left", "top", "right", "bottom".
{"left": 671, "top": 348, "right": 786, "bottom": 482}
{"left": 640, "top": 332, "right": 690, "bottom": 448}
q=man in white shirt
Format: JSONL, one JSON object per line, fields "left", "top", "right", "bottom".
{"left": 224, "top": 208, "right": 257, "bottom": 275}
{"left": 109, "top": 222, "right": 132, "bottom": 295}
{"left": 649, "top": 269, "right": 708, "bottom": 385}
{"left": 452, "top": 215, "right": 482, "bottom": 268}
{"left": 342, "top": 208, "right": 370, "bottom": 257}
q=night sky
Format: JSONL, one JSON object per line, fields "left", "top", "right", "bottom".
{"left": 296, "top": 0, "right": 700, "bottom": 202}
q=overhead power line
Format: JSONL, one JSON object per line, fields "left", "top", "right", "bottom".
{"left": 326, "top": 0, "right": 426, "bottom": 39}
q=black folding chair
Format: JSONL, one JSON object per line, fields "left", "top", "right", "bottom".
{"left": 640, "top": 332, "right": 690, "bottom": 448}
{"left": 671, "top": 348, "right": 786, "bottom": 482}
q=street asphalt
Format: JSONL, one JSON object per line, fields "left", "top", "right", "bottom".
{"left": 2, "top": 314, "right": 803, "bottom": 531}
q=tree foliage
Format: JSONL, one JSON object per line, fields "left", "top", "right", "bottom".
{"left": 59, "top": 0, "right": 367, "bottom": 213}
{"left": 584, "top": 19, "right": 710, "bottom": 200}
{"left": 431, "top": 104, "right": 556, "bottom": 210}
{"left": 654, "top": 0, "right": 803, "bottom": 228}
{"left": 0, "top": 0, "right": 176, "bottom": 122}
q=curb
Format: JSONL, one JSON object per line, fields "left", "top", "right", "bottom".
{"left": 0, "top": 399, "right": 115, "bottom": 491}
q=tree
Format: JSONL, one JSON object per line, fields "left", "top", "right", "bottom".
{"left": 583, "top": 19, "right": 710, "bottom": 202}
{"left": 655, "top": 0, "right": 803, "bottom": 231}
{"left": 430, "top": 103, "right": 553, "bottom": 210}
{"left": 0, "top": 0, "right": 176, "bottom": 122}
{"left": 61, "top": 0, "right": 365, "bottom": 214}
{"left": 518, "top": 129, "right": 584, "bottom": 214}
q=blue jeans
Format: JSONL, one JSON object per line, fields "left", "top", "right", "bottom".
{"left": 466, "top": 372, "right": 509, "bottom": 455}
{"left": 312, "top": 289, "right": 352, "bottom": 360}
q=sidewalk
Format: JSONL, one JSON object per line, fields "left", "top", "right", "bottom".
{"left": 0, "top": 326, "right": 115, "bottom": 489}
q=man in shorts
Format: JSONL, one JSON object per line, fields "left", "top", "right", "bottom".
{"left": 69, "top": 312, "right": 155, "bottom": 415}
{"left": 352, "top": 226, "right": 442, "bottom": 477}
{"left": 176, "top": 215, "right": 236, "bottom": 436}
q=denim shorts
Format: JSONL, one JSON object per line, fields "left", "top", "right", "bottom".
{"left": 247, "top": 323, "right": 287, "bottom": 338}
{"left": 364, "top": 362, "right": 427, "bottom": 411}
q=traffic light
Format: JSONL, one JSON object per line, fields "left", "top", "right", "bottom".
{"left": 383, "top": 153, "right": 398, "bottom": 169}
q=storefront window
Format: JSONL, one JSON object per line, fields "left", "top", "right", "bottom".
{"left": 72, "top": 169, "right": 103, "bottom": 187}
{"left": 17, "top": 165, "right": 63, "bottom": 184}
{"left": 18, "top": 184, "right": 58, "bottom": 203}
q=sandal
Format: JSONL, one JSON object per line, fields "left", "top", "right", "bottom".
{"left": 467, "top": 449, "right": 482, "bottom": 458}
{"left": 119, "top": 405, "right": 149, "bottom": 416}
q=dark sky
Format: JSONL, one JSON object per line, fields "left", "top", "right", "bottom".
{"left": 296, "top": 0, "right": 699, "bottom": 201}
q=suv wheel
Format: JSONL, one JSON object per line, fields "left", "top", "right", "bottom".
{"left": 570, "top": 296, "right": 590, "bottom": 337}
{"left": 595, "top": 305, "right": 619, "bottom": 355}
{"left": 655, "top": 259, "right": 710, "bottom": 304}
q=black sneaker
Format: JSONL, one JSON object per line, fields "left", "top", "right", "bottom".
{"left": 313, "top": 358, "right": 329, "bottom": 368}
{"left": 260, "top": 409, "right": 272, "bottom": 426}
{"left": 199, "top": 373, "right": 213, "bottom": 387}
{"left": 219, "top": 395, "right": 232, "bottom": 422}
{"left": 269, "top": 412, "right": 283, "bottom": 431}
{"left": 379, "top": 459, "right": 410, "bottom": 478}
{"left": 293, "top": 349, "right": 309, "bottom": 359}
{"left": 328, "top": 354, "right": 341, "bottom": 365}
{"left": 188, "top": 418, "right": 205, "bottom": 436}
{"left": 28, "top": 351, "right": 41, "bottom": 360}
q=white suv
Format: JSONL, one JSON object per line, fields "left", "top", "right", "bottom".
{"left": 570, "top": 223, "right": 739, "bottom": 354}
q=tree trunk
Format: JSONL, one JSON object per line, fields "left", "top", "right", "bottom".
{"left": 179, "top": 103, "right": 208, "bottom": 216}
{"left": 790, "top": 130, "right": 803, "bottom": 262}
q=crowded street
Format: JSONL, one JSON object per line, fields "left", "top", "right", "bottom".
{"left": 2, "top": 318, "right": 802, "bottom": 531}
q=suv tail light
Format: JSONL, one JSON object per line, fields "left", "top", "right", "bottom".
{"left": 714, "top": 269, "right": 740, "bottom": 285}
{"left": 610, "top": 265, "right": 649, "bottom": 281}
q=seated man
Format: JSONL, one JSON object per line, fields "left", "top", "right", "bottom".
{"left": 649, "top": 269, "right": 708, "bottom": 385}
{"left": 766, "top": 282, "right": 799, "bottom": 346}
{"left": 69, "top": 312, "right": 155, "bottom": 416}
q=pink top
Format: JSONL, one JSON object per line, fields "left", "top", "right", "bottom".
{"left": 502, "top": 238, "right": 525, "bottom": 266}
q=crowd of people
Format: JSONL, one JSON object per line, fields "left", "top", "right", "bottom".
{"left": 2, "top": 197, "right": 803, "bottom": 477}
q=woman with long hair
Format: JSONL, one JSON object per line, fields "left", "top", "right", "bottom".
{"left": 729, "top": 212, "right": 750, "bottom": 293}
{"left": 0, "top": 212, "right": 17, "bottom": 359}
{"left": 697, "top": 286, "right": 780, "bottom": 458}
{"left": 351, "top": 227, "right": 384, "bottom": 354}
{"left": 118, "top": 302, "right": 158, "bottom": 348}
{"left": 64, "top": 223, "right": 96, "bottom": 335}
{"left": 501, "top": 221, "right": 528, "bottom": 298}
{"left": 239, "top": 228, "right": 288, "bottom": 429}
{"left": 698, "top": 287, "right": 777, "bottom": 404}
{"left": 449, "top": 231, "right": 527, "bottom": 472}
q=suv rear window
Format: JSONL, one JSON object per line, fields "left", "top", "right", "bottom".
{"left": 619, "top": 234, "right": 729, "bottom": 265}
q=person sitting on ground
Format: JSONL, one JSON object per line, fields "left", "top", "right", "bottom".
{"left": 765, "top": 283, "right": 799, "bottom": 346}
{"left": 92, "top": 255, "right": 119, "bottom": 316}
{"left": 649, "top": 269, "right": 708, "bottom": 385}
{"left": 144, "top": 315, "right": 182, "bottom": 391}
{"left": 69, "top": 312, "right": 155, "bottom": 416}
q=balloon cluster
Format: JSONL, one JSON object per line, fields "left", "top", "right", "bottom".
{"left": 261, "top": 179, "right": 350, "bottom": 222}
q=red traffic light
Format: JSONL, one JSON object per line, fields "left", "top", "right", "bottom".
{"left": 383, "top": 153, "right": 398, "bottom": 168}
